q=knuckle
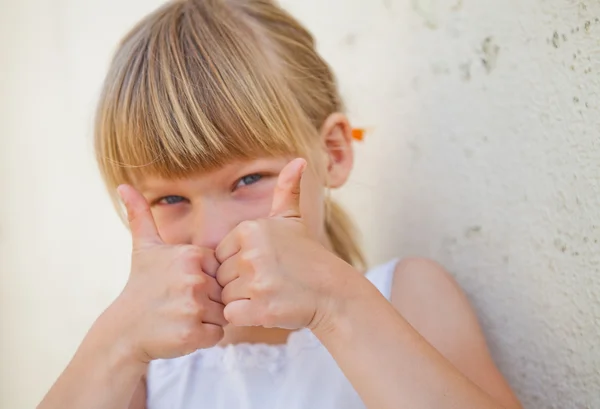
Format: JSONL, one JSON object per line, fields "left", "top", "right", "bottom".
{"left": 261, "top": 304, "right": 279, "bottom": 328}
{"left": 196, "top": 301, "right": 207, "bottom": 315}
{"left": 250, "top": 277, "right": 274, "bottom": 297}
{"left": 193, "top": 300, "right": 206, "bottom": 317}
{"left": 177, "top": 326, "right": 197, "bottom": 347}
{"left": 175, "top": 274, "right": 205, "bottom": 297}
{"left": 201, "top": 325, "right": 224, "bottom": 346}
{"left": 182, "top": 300, "right": 205, "bottom": 319}
{"left": 248, "top": 280, "right": 265, "bottom": 297}
{"left": 179, "top": 245, "right": 203, "bottom": 264}
{"left": 238, "top": 220, "right": 260, "bottom": 240}
{"left": 128, "top": 206, "right": 147, "bottom": 225}
{"left": 241, "top": 247, "right": 262, "bottom": 262}
{"left": 188, "top": 274, "right": 207, "bottom": 291}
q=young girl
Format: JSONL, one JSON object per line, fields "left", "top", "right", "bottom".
{"left": 39, "top": 1, "right": 522, "bottom": 408}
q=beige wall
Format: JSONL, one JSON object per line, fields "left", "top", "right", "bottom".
{"left": 1, "top": 1, "right": 598, "bottom": 408}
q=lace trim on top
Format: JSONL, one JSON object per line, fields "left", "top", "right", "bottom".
{"left": 150, "top": 259, "right": 400, "bottom": 376}
{"left": 150, "top": 328, "right": 321, "bottom": 375}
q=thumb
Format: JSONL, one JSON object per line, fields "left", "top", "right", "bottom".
{"left": 269, "top": 158, "right": 307, "bottom": 219}
{"left": 117, "top": 184, "right": 162, "bottom": 248}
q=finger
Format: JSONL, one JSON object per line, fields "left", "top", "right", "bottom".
{"left": 117, "top": 184, "right": 162, "bottom": 248}
{"left": 202, "top": 300, "right": 228, "bottom": 327}
{"left": 221, "top": 276, "right": 251, "bottom": 305}
{"left": 224, "top": 300, "right": 260, "bottom": 327}
{"left": 202, "top": 274, "right": 223, "bottom": 304}
{"left": 198, "top": 249, "right": 220, "bottom": 278}
{"left": 269, "top": 158, "right": 307, "bottom": 219}
{"left": 194, "top": 323, "right": 225, "bottom": 349}
{"left": 216, "top": 221, "right": 256, "bottom": 263}
{"left": 216, "top": 254, "right": 242, "bottom": 287}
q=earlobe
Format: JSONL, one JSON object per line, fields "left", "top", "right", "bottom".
{"left": 320, "top": 113, "right": 354, "bottom": 189}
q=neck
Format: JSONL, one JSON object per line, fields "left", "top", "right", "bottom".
{"left": 219, "top": 325, "right": 293, "bottom": 346}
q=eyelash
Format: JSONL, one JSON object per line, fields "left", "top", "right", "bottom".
{"left": 235, "top": 173, "right": 263, "bottom": 189}
{"left": 155, "top": 195, "right": 186, "bottom": 206}
{"left": 154, "top": 173, "right": 265, "bottom": 206}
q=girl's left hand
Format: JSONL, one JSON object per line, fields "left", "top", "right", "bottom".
{"left": 215, "top": 158, "right": 351, "bottom": 331}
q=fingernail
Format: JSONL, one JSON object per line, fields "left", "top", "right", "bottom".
{"left": 116, "top": 185, "right": 128, "bottom": 203}
{"left": 299, "top": 159, "right": 307, "bottom": 175}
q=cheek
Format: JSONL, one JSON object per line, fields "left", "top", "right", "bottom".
{"left": 233, "top": 196, "right": 273, "bottom": 222}
{"left": 235, "top": 178, "right": 279, "bottom": 220}
{"left": 150, "top": 194, "right": 275, "bottom": 246}
{"left": 152, "top": 210, "right": 192, "bottom": 245}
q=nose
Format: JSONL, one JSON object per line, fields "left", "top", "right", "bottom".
{"left": 190, "top": 200, "right": 237, "bottom": 250}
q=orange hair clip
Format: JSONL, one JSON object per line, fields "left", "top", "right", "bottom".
{"left": 352, "top": 128, "right": 366, "bottom": 141}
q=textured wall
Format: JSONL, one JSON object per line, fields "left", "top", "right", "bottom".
{"left": 287, "top": 1, "right": 600, "bottom": 407}
{"left": 0, "top": 1, "right": 598, "bottom": 408}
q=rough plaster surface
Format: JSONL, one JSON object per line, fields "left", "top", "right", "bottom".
{"left": 285, "top": 1, "right": 600, "bottom": 407}
{"left": 0, "top": 0, "right": 598, "bottom": 408}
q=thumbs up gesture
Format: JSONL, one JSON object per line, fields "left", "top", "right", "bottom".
{"left": 215, "top": 158, "right": 348, "bottom": 331}
{"left": 112, "top": 185, "right": 227, "bottom": 363}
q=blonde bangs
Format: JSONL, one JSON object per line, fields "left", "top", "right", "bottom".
{"left": 94, "top": 0, "right": 366, "bottom": 268}
{"left": 95, "top": 0, "right": 315, "bottom": 192}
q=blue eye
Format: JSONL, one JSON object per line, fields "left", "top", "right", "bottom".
{"left": 236, "top": 174, "right": 263, "bottom": 188}
{"left": 158, "top": 195, "right": 186, "bottom": 205}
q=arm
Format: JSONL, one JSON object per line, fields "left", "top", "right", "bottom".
{"left": 37, "top": 308, "right": 147, "bottom": 409}
{"left": 129, "top": 375, "right": 147, "bottom": 409}
{"left": 38, "top": 185, "right": 225, "bottom": 409}
{"left": 312, "top": 258, "right": 522, "bottom": 409}
{"left": 214, "top": 160, "right": 520, "bottom": 408}
{"left": 389, "top": 258, "right": 521, "bottom": 408}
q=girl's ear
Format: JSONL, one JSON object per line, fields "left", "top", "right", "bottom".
{"left": 320, "top": 113, "right": 354, "bottom": 189}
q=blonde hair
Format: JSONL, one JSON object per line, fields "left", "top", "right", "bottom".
{"left": 94, "top": 0, "right": 366, "bottom": 269}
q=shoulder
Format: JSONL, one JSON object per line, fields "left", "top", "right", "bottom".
{"left": 392, "top": 257, "right": 457, "bottom": 288}
{"left": 390, "top": 257, "right": 467, "bottom": 309}
{"left": 388, "top": 257, "right": 522, "bottom": 409}
{"left": 389, "top": 257, "right": 481, "bottom": 354}
{"left": 364, "top": 256, "right": 474, "bottom": 335}
{"left": 364, "top": 257, "right": 462, "bottom": 306}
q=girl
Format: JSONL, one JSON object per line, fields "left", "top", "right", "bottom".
{"left": 39, "top": 1, "right": 522, "bottom": 408}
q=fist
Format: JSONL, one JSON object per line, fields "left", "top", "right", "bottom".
{"left": 215, "top": 158, "right": 345, "bottom": 331}
{"left": 112, "top": 185, "right": 227, "bottom": 363}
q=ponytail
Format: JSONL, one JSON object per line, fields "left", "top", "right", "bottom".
{"left": 324, "top": 197, "right": 367, "bottom": 271}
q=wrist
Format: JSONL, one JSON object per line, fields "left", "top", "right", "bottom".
{"left": 309, "top": 261, "right": 374, "bottom": 340}
{"left": 88, "top": 305, "right": 149, "bottom": 377}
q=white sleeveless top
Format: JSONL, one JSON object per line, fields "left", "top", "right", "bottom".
{"left": 147, "top": 259, "right": 399, "bottom": 409}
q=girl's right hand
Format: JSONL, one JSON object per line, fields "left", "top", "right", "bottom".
{"left": 106, "top": 184, "right": 227, "bottom": 364}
